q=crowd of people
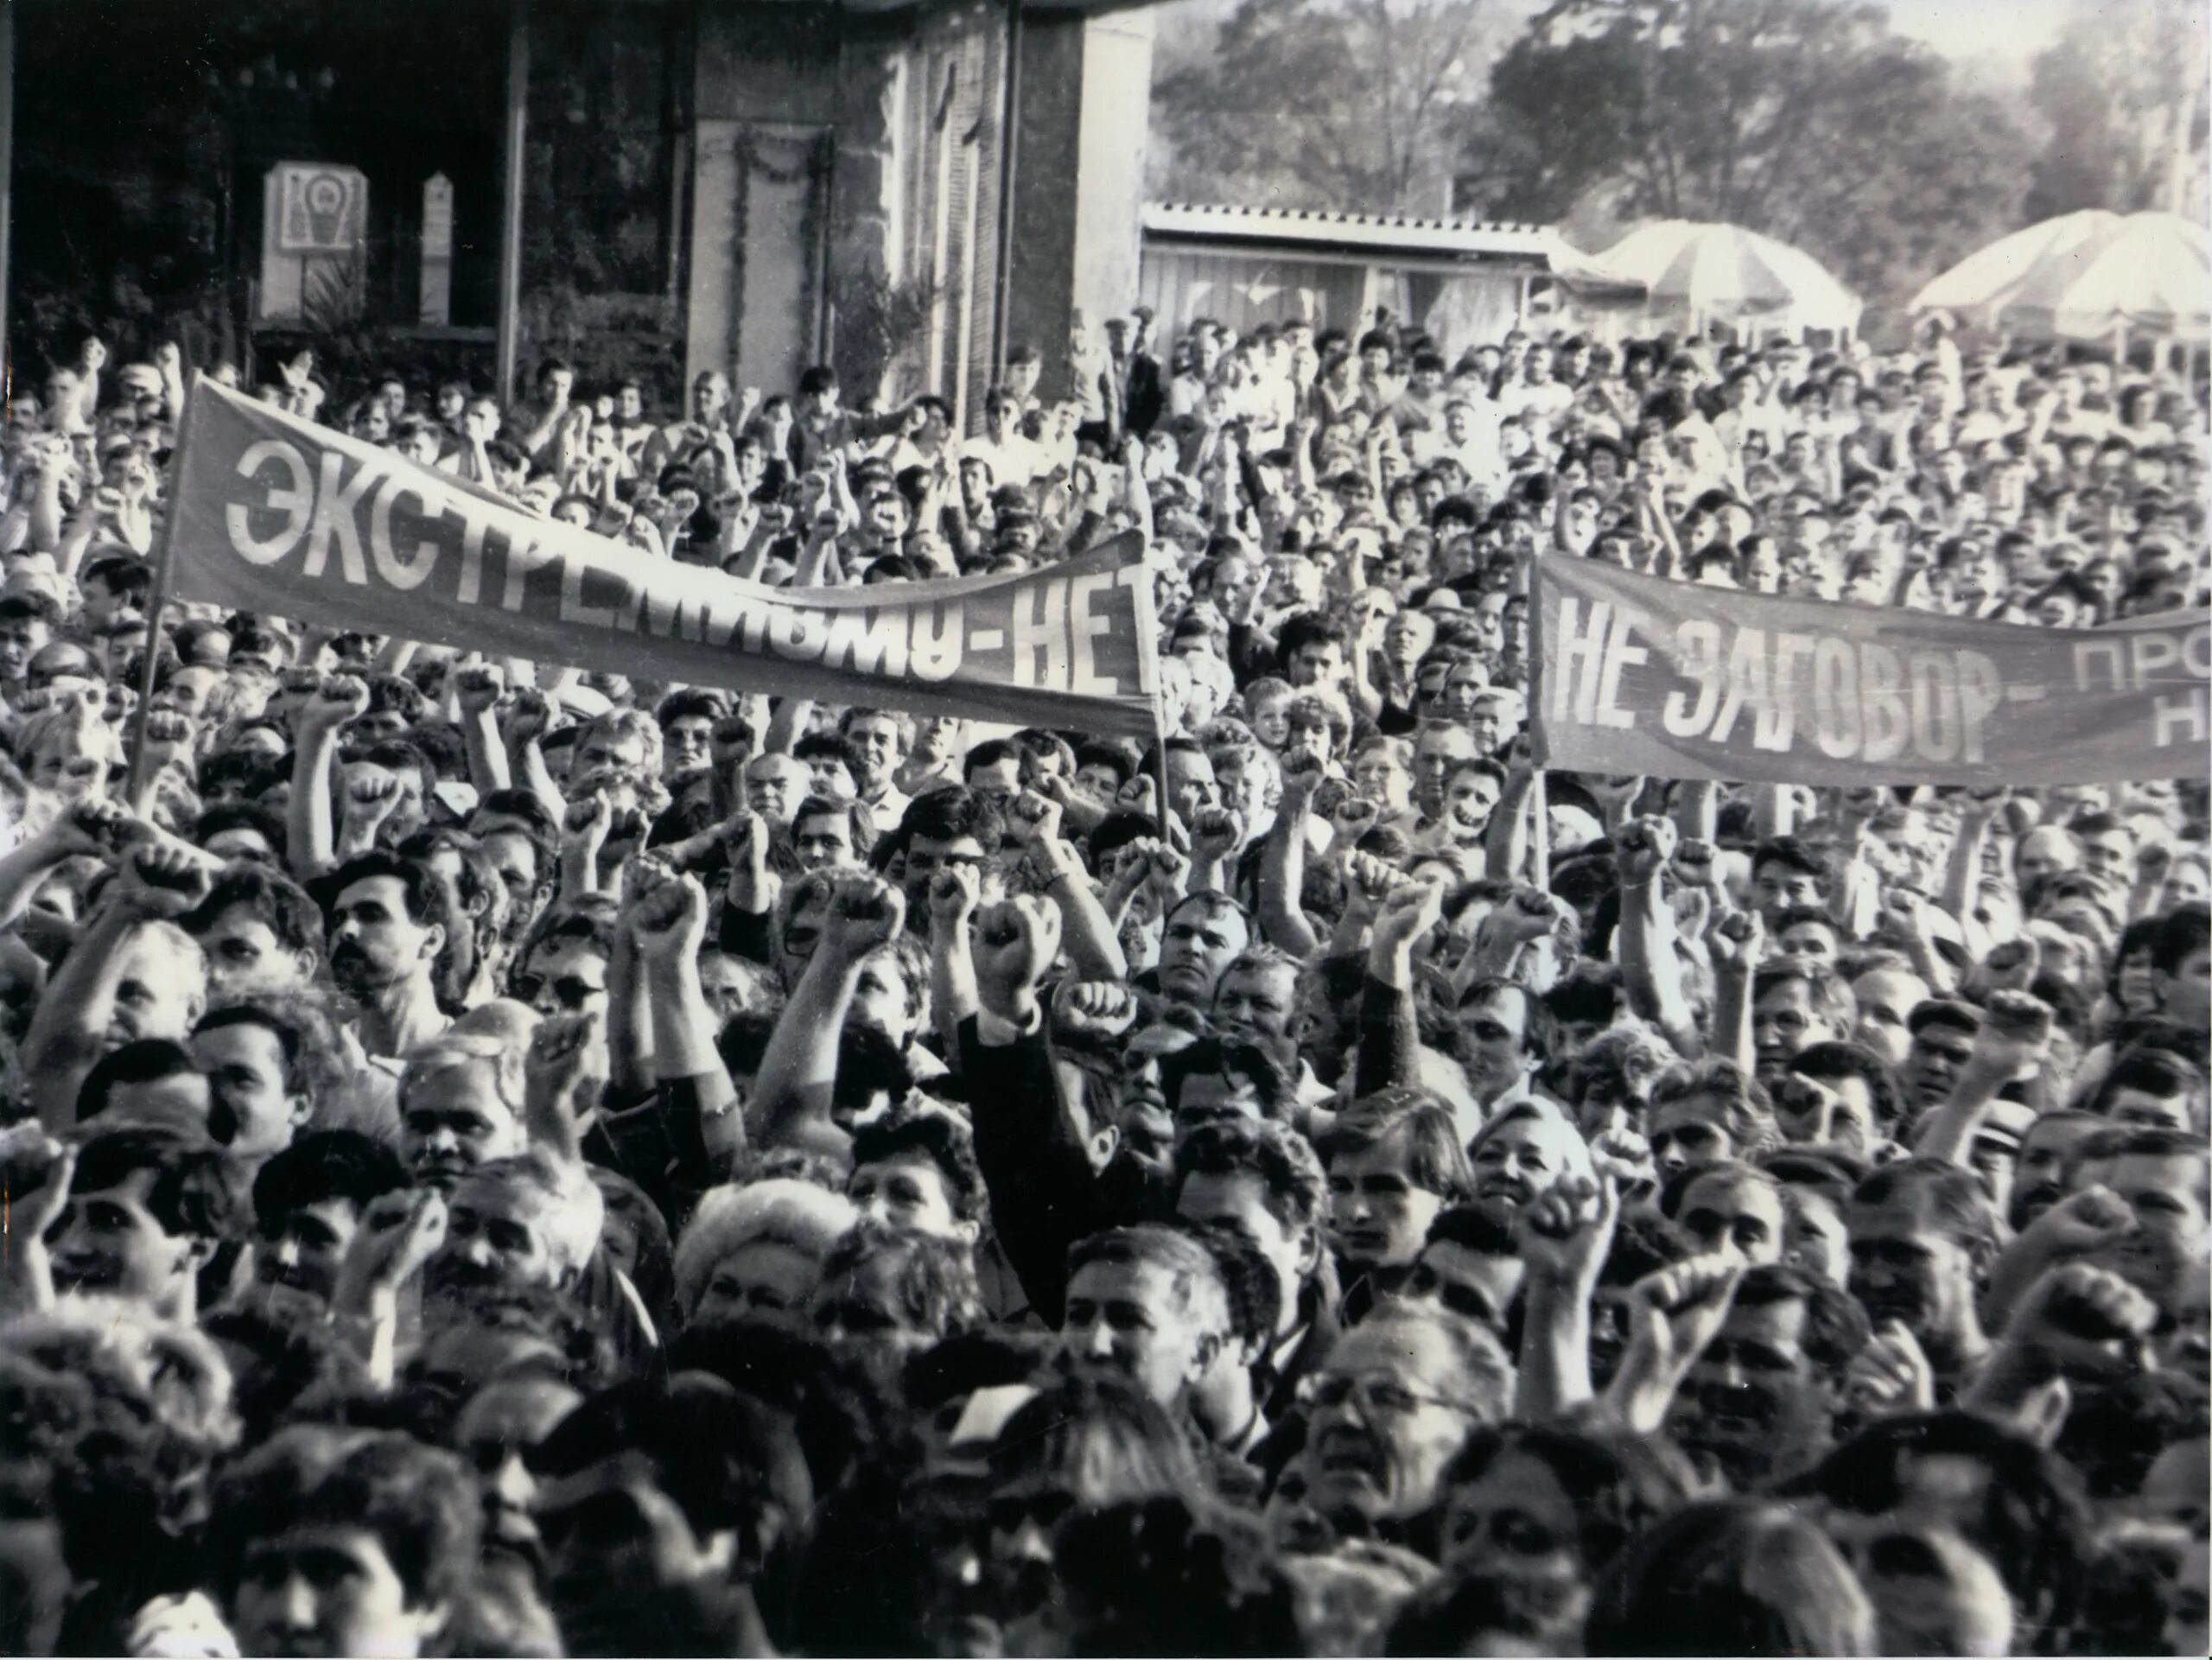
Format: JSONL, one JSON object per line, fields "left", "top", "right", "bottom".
{"left": 0, "top": 294, "right": 2205, "bottom": 1657}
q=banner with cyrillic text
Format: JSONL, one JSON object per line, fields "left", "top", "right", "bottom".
{"left": 1531, "top": 556, "right": 2210, "bottom": 785}
{"left": 163, "top": 378, "right": 1163, "bottom": 737}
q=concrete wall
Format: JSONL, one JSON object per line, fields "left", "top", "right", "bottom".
{"left": 1004, "top": 7, "right": 1152, "bottom": 401}
{"left": 677, "top": 0, "right": 1154, "bottom": 411}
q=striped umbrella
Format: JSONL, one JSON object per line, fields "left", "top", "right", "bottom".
{"left": 1910, "top": 210, "right": 2211, "bottom": 344}
{"left": 1586, "top": 219, "right": 1862, "bottom": 334}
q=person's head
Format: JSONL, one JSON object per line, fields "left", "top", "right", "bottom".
{"left": 1583, "top": 1498, "right": 1876, "bottom": 1657}
{"left": 1318, "top": 1093, "right": 1473, "bottom": 1281}
{"left": 1669, "top": 1260, "right": 1868, "bottom": 1489}
{"left": 1208, "top": 944, "right": 1300, "bottom": 1048}
{"left": 1437, "top": 1423, "right": 1703, "bottom": 1631}
{"left": 397, "top": 1034, "right": 529, "bottom": 1192}
{"left": 1849, "top": 963, "right": 1932, "bottom": 1068}
{"left": 247, "top": 1131, "right": 409, "bottom": 1321}
{"left": 888, "top": 785, "right": 1004, "bottom": 930}
{"left": 1400, "top": 1199, "right": 1524, "bottom": 1339}
{"left": 1156, "top": 891, "right": 1251, "bottom": 1008}
{"left": 185, "top": 862, "right": 323, "bottom": 1003}
{"left": 1777, "top": 1040, "right": 1900, "bottom": 1157}
{"left": 1059, "top": 1225, "right": 1231, "bottom": 1411}
{"left": 190, "top": 1005, "right": 311, "bottom": 1157}
{"left": 1803, "top": 1410, "right": 2092, "bottom": 1650}
{"left": 529, "top": 1372, "right": 812, "bottom": 1643}
{"left": 2152, "top": 902, "right": 2209, "bottom": 1034}
{"left": 1173, "top": 1118, "right": 1328, "bottom": 1339}
{"left": 1647, "top": 1059, "right": 1778, "bottom": 1180}
{"left": 213, "top": 1428, "right": 478, "bottom": 1658}
{"left": 1667, "top": 1161, "right": 1789, "bottom": 1267}
{"left": 454, "top": 1374, "right": 582, "bottom": 1568}
{"left": 2000, "top": 1107, "right": 2104, "bottom": 1235}
{"left": 1457, "top": 976, "right": 1548, "bottom": 1105}
{"left": 1902, "top": 999, "right": 1980, "bottom": 1111}
{"left": 1300, "top": 1307, "right": 1514, "bottom": 1531}
{"left": 319, "top": 851, "right": 448, "bottom": 1003}
{"left": 674, "top": 1178, "right": 857, "bottom": 1334}
{"left": 74, "top": 1038, "right": 212, "bottom": 1137}
{"left": 1751, "top": 962, "right": 1855, "bottom": 1077}
{"left": 45, "top": 1125, "right": 245, "bottom": 1321}
{"left": 422, "top": 1148, "right": 605, "bottom": 1312}
{"left": 1159, "top": 1034, "right": 1294, "bottom": 1130}
{"left": 2016, "top": 824, "right": 2080, "bottom": 888}
{"left": 2076, "top": 1124, "right": 2211, "bottom": 1308}
{"left": 847, "top": 1106, "right": 985, "bottom": 1243}
{"left": 809, "top": 1224, "right": 981, "bottom": 1367}
{"left": 1751, "top": 836, "right": 1827, "bottom": 923}
{"left": 512, "top": 900, "right": 615, "bottom": 1019}
{"left": 1846, "top": 1157, "right": 1997, "bottom": 1357}
{"left": 982, "top": 1371, "right": 1202, "bottom": 1604}
{"left": 2092, "top": 1046, "right": 2202, "bottom": 1133}
{"left": 790, "top": 793, "right": 873, "bottom": 873}
{"left": 653, "top": 688, "right": 725, "bottom": 779}
{"left": 1466, "top": 1097, "right": 1590, "bottom": 1218}
{"left": 1411, "top": 721, "right": 1478, "bottom": 817}
{"left": 743, "top": 751, "right": 811, "bottom": 827}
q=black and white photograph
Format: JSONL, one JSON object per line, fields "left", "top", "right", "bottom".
{"left": 0, "top": 0, "right": 2206, "bottom": 1653}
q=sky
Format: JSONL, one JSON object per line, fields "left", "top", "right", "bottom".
{"left": 1882, "top": 0, "right": 2074, "bottom": 78}
{"left": 1152, "top": 0, "right": 2083, "bottom": 84}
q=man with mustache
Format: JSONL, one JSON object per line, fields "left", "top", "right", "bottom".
{"left": 317, "top": 850, "right": 452, "bottom": 1063}
{"left": 1662, "top": 1261, "right": 1870, "bottom": 1490}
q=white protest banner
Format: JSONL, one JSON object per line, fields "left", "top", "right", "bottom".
{"left": 161, "top": 377, "right": 1163, "bottom": 737}
{"left": 1532, "top": 556, "right": 2210, "bottom": 785}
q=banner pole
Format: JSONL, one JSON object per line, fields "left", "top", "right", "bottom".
{"left": 124, "top": 373, "right": 200, "bottom": 804}
{"left": 1524, "top": 560, "right": 1548, "bottom": 891}
{"left": 1150, "top": 699, "right": 1173, "bottom": 844}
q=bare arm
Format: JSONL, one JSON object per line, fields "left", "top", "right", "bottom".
{"left": 287, "top": 677, "right": 368, "bottom": 883}
{"left": 1258, "top": 771, "right": 1323, "bottom": 959}
{"left": 750, "top": 875, "right": 904, "bottom": 1162}
{"left": 25, "top": 882, "right": 194, "bottom": 1132}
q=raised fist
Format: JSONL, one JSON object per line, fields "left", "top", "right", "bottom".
{"left": 973, "top": 895, "right": 1062, "bottom": 1012}
{"left": 1972, "top": 989, "right": 2053, "bottom": 1081}
{"left": 297, "top": 675, "right": 369, "bottom": 737}
{"left": 1615, "top": 815, "right": 1678, "bottom": 887}
{"left": 927, "top": 863, "right": 980, "bottom": 934}
{"left": 123, "top": 843, "right": 209, "bottom": 906}
{"left": 820, "top": 873, "right": 906, "bottom": 963}
{"left": 1005, "top": 789, "right": 1062, "bottom": 849}
{"left": 1707, "top": 908, "right": 1764, "bottom": 978}
{"left": 1370, "top": 881, "right": 1443, "bottom": 954}
{"left": 1192, "top": 806, "right": 1245, "bottom": 862}
{"left": 630, "top": 872, "right": 708, "bottom": 963}
{"left": 454, "top": 664, "right": 506, "bottom": 716}
{"left": 1052, "top": 979, "right": 1138, "bottom": 1046}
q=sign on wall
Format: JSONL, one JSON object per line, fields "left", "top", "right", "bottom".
{"left": 274, "top": 164, "right": 367, "bottom": 254}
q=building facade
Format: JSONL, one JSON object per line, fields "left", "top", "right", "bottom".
{"left": 3, "top": 0, "right": 1152, "bottom": 430}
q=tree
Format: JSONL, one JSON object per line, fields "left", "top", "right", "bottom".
{"left": 1458, "top": 0, "right": 2039, "bottom": 306}
{"left": 2024, "top": 0, "right": 2209, "bottom": 222}
{"left": 1150, "top": 0, "right": 1497, "bottom": 214}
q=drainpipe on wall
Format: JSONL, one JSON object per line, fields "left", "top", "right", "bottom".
{"left": 495, "top": 0, "right": 529, "bottom": 404}
{"left": 987, "top": 0, "right": 1021, "bottom": 402}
